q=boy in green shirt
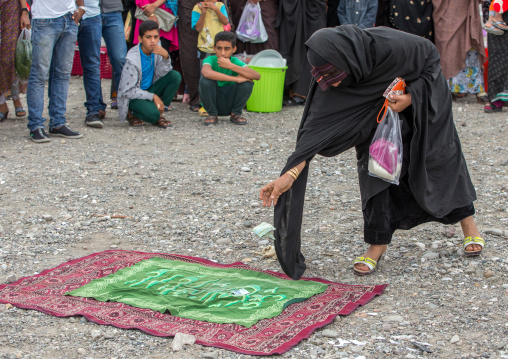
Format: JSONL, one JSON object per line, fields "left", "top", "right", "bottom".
{"left": 200, "top": 31, "right": 260, "bottom": 126}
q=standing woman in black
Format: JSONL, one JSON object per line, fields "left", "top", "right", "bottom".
{"left": 260, "top": 26, "right": 484, "bottom": 280}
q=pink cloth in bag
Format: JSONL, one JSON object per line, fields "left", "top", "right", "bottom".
{"left": 369, "top": 138, "right": 398, "bottom": 174}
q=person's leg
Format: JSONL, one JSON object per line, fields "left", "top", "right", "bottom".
{"left": 27, "top": 18, "right": 62, "bottom": 131}
{"left": 231, "top": 81, "right": 254, "bottom": 115}
{"left": 101, "top": 11, "right": 127, "bottom": 92}
{"left": 77, "top": 15, "right": 103, "bottom": 115}
{"left": 178, "top": 5, "right": 201, "bottom": 109}
{"left": 128, "top": 99, "right": 161, "bottom": 124}
{"left": 150, "top": 71, "right": 182, "bottom": 106}
{"left": 47, "top": 14, "right": 79, "bottom": 130}
{"left": 199, "top": 77, "right": 220, "bottom": 116}
{"left": 460, "top": 216, "right": 483, "bottom": 253}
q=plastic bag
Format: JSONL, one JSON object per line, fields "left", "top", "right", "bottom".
{"left": 235, "top": 2, "right": 268, "bottom": 43}
{"left": 15, "top": 29, "right": 32, "bottom": 81}
{"left": 368, "top": 107, "right": 403, "bottom": 185}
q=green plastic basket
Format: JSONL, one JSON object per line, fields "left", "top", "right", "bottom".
{"left": 246, "top": 65, "right": 287, "bottom": 113}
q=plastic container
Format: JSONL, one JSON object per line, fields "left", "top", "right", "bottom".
{"left": 71, "top": 47, "right": 113, "bottom": 79}
{"left": 246, "top": 65, "right": 287, "bottom": 113}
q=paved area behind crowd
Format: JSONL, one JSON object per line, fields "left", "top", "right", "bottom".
{"left": 0, "top": 77, "right": 507, "bottom": 359}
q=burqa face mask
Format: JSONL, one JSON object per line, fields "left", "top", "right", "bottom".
{"left": 307, "top": 49, "right": 348, "bottom": 91}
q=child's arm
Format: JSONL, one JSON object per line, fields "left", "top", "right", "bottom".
{"left": 206, "top": 2, "right": 229, "bottom": 25}
{"left": 201, "top": 64, "right": 246, "bottom": 83}
{"left": 194, "top": 3, "right": 207, "bottom": 32}
{"left": 217, "top": 57, "right": 261, "bottom": 80}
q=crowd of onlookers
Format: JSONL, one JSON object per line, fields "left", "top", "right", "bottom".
{"left": 0, "top": 0, "right": 506, "bottom": 143}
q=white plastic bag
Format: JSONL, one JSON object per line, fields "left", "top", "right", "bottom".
{"left": 235, "top": 2, "right": 268, "bottom": 43}
{"left": 368, "top": 107, "right": 403, "bottom": 185}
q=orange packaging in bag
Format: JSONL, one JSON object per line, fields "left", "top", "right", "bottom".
{"left": 377, "top": 77, "right": 406, "bottom": 123}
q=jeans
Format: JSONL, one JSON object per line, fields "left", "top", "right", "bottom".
{"left": 101, "top": 12, "right": 127, "bottom": 92}
{"left": 78, "top": 15, "right": 106, "bottom": 115}
{"left": 27, "top": 13, "right": 78, "bottom": 131}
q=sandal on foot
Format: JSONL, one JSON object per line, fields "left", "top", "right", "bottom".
{"left": 493, "top": 20, "right": 508, "bottom": 31}
{"left": 153, "top": 116, "right": 172, "bottom": 128}
{"left": 190, "top": 104, "right": 200, "bottom": 113}
{"left": 204, "top": 115, "right": 218, "bottom": 126}
{"left": 0, "top": 111, "right": 8, "bottom": 122}
{"left": 484, "top": 23, "right": 504, "bottom": 35}
{"left": 230, "top": 113, "right": 248, "bottom": 125}
{"left": 463, "top": 236, "right": 485, "bottom": 257}
{"left": 127, "top": 112, "right": 145, "bottom": 127}
{"left": 199, "top": 107, "right": 209, "bottom": 117}
{"left": 15, "top": 107, "right": 26, "bottom": 117}
{"left": 353, "top": 256, "right": 381, "bottom": 276}
{"left": 484, "top": 103, "right": 503, "bottom": 113}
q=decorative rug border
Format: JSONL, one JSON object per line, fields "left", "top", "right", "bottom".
{"left": 0, "top": 250, "right": 387, "bottom": 356}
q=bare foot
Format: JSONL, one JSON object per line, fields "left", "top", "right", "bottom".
{"left": 354, "top": 244, "right": 387, "bottom": 272}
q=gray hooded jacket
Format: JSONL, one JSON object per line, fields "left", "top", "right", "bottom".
{"left": 117, "top": 44, "right": 173, "bottom": 122}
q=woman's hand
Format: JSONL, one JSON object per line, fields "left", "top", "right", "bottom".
{"left": 260, "top": 174, "right": 295, "bottom": 207}
{"left": 142, "top": 3, "right": 158, "bottom": 16}
{"left": 20, "top": 12, "right": 30, "bottom": 30}
{"left": 387, "top": 93, "right": 412, "bottom": 112}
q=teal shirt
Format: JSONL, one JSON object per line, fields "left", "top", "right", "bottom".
{"left": 140, "top": 48, "right": 154, "bottom": 90}
{"left": 203, "top": 55, "right": 247, "bottom": 87}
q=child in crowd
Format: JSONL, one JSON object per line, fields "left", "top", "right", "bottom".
{"left": 337, "top": 0, "right": 378, "bottom": 29}
{"left": 484, "top": 0, "right": 508, "bottom": 34}
{"left": 117, "top": 20, "right": 181, "bottom": 128}
{"left": 192, "top": 0, "right": 229, "bottom": 116}
{"left": 199, "top": 31, "right": 260, "bottom": 126}
{"left": 192, "top": 0, "right": 229, "bottom": 57}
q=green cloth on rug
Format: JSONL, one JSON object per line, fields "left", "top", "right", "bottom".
{"left": 66, "top": 257, "right": 328, "bottom": 327}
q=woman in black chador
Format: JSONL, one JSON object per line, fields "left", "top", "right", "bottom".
{"left": 260, "top": 25, "right": 484, "bottom": 280}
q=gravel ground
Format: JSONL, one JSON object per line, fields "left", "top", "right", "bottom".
{"left": 0, "top": 77, "right": 507, "bottom": 359}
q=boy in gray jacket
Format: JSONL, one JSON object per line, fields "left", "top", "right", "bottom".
{"left": 117, "top": 21, "right": 181, "bottom": 127}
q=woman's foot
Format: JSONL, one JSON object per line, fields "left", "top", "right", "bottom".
{"left": 0, "top": 102, "right": 9, "bottom": 121}
{"left": 484, "top": 20, "right": 504, "bottom": 35}
{"left": 12, "top": 98, "right": 26, "bottom": 117}
{"left": 353, "top": 244, "right": 387, "bottom": 274}
{"left": 484, "top": 101, "right": 504, "bottom": 113}
{"left": 460, "top": 216, "right": 484, "bottom": 255}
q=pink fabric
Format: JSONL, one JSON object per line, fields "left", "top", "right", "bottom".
{"left": 134, "top": 0, "right": 179, "bottom": 51}
{"left": 369, "top": 138, "right": 398, "bottom": 174}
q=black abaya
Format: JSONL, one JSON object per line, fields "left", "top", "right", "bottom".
{"left": 273, "top": 26, "right": 476, "bottom": 279}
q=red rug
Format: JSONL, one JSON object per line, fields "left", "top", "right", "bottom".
{"left": 0, "top": 250, "right": 386, "bottom": 356}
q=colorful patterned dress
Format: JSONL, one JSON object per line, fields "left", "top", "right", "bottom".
{"left": 0, "top": 0, "right": 21, "bottom": 95}
{"left": 448, "top": 49, "right": 486, "bottom": 95}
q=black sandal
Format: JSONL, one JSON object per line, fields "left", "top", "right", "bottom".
{"left": 230, "top": 114, "right": 248, "bottom": 125}
{"left": 153, "top": 116, "right": 172, "bottom": 128}
{"left": 204, "top": 115, "right": 219, "bottom": 126}
{"left": 190, "top": 104, "right": 200, "bottom": 112}
{"left": 127, "top": 112, "right": 145, "bottom": 127}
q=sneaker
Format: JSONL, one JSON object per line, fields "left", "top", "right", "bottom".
{"left": 49, "top": 125, "right": 84, "bottom": 139}
{"left": 85, "top": 113, "right": 104, "bottom": 128}
{"left": 30, "top": 128, "right": 51, "bottom": 143}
